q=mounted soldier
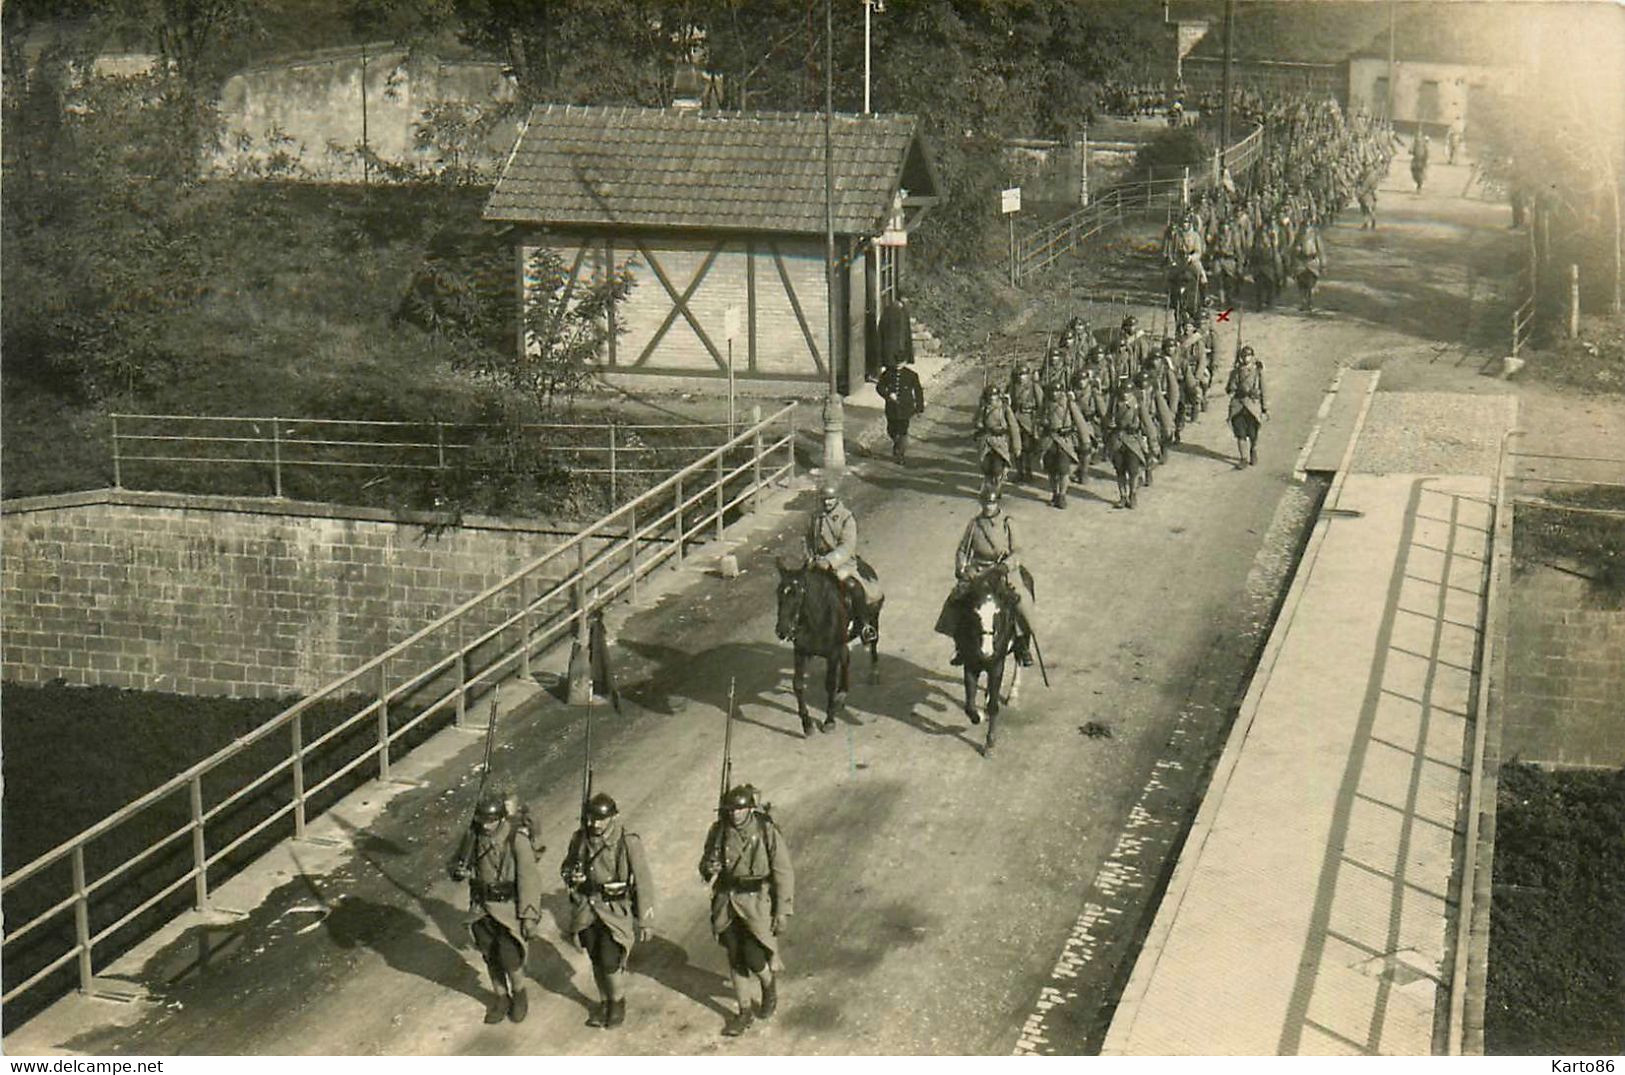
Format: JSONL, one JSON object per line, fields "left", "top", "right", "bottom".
{"left": 804, "top": 479, "right": 882, "bottom": 646}
{"left": 935, "top": 487, "right": 1035, "bottom": 668}
{"left": 700, "top": 785, "right": 795, "bottom": 1037}
{"left": 449, "top": 791, "right": 546, "bottom": 1025}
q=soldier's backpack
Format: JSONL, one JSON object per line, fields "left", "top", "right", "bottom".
{"left": 507, "top": 797, "right": 548, "bottom": 862}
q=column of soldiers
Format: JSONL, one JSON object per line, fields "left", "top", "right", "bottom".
{"left": 448, "top": 783, "right": 792, "bottom": 1038}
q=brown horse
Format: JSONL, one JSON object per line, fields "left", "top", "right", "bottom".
{"left": 775, "top": 561, "right": 880, "bottom": 737}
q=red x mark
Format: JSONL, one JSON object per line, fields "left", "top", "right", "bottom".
{"left": 1215, "top": 308, "right": 1234, "bottom": 322}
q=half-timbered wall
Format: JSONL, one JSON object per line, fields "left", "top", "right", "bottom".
{"left": 522, "top": 231, "right": 862, "bottom": 389}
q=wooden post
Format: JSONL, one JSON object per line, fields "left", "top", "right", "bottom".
{"left": 716, "top": 451, "right": 726, "bottom": 540}
{"left": 751, "top": 404, "right": 763, "bottom": 512}
{"left": 609, "top": 424, "right": 618, "bottom": 506}
{"left": 436, "top": 421, "right": 446, "bottom": 470}
{"left": 519, "top": 574, "right": 532, "bottom": 680}
{"left": 1569, "top": 263, "right": 1580, "bottom": 337}
{"left": 272, "top": 418, "right": 283, "bottom": 499}
{"left": 72, "top": 846, "right": 93, "bottom": 993}
{"left": 292, "top": 711, "right": 306, "bottom": 838}
{"left": 674, "top": 478, "right": 685, "bottom": 567}
{"left": 111, "top": 415, "right": 122, "bottom": 489}
{"left": 628, "top": 502, "right": 640, "bottom": 603}
{"left": 787, "top": 409, "right": 798, "bottom": 486}
{"left": 377, "top": 664, "right": 391, "bottom": 780}
{"left": 456, "top": 616, "right": 468, "bottom": 726}
{"left": 190, "top": 776, "right": 208, "bottom": 911}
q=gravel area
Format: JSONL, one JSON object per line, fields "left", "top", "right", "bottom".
{"left": 1351, "top": 392, "right": 1517, "bottom": 476}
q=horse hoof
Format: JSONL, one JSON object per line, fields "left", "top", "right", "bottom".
{"left": 982, "top": 740, "right": 996, "bottom": 758}
{"left": 801, "top": 720, "right": 815, "bottom": 738}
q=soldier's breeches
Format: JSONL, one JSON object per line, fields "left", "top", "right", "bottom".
{"left": 719, "top": 920, "right": 771, "bottom": 975}
{"left": 579, "top": 921, "right": 628, "bottom": 974}
{"left": 471, "top": 916, "right": 524, "bottom": 975}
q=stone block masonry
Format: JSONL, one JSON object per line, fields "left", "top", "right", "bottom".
{"left": 2, "top": 491, "right": 589, "bottom": 698}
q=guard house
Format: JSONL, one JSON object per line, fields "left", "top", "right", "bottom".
{"left": 484, "top": 105, "right": 941, "bottom": 394}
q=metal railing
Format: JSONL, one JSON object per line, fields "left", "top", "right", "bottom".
{"left": 1, "top": 403, "right": 798, "bottom": 1011}
{"left": 1010, "top": 124, "right": 1266, "bottom": 286}
{"left": 1510, "top": 293, "right": 1536, "bottom": 361}
{"left": 110, "top": 414, "right": 740, "bottom": 504}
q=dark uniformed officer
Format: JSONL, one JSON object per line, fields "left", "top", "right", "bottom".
{"left": 561, "top": 792, "right": 656, "bottom": 1029}
{"left": 700, "top": 785, "right": 794, "bottom": 1037}
{"left": 449, "top": 792, "right": 545, "bottom": 1024}
{"left": 875, "top": 355, "right": 925, "bottom": 463}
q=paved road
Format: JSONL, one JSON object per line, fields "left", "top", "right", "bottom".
{"left": 17, "top": 155, "right": 1524, "bottom": 1058}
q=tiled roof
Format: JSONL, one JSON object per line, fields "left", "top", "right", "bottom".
{"left": 484, "top": 105, "right": 932, "bottom": 236}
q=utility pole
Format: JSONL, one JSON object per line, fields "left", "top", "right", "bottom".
{"left": 822, "top": 0, "right": 845, "bottom": 474}
{"left": 1220, "top": 0, "right": 1234, "bottom": 172}
{"left": 1386, "top": 1, "right": 1397, "bottom": 122}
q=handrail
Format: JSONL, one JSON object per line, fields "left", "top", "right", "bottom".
{"left": 1011, "top": 122, "right": 1267, "bottom": 285}
{"left": 2, "top": 402, "right": 798, "bottom": 1011}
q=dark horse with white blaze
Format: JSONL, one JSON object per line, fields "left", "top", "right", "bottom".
{"left": 952, "top": 567, "right": 1023, "bottom": 757}
{"left": 775, "top": 559, "right": 881, "bottom": 737}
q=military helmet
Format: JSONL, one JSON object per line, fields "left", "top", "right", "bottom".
{"left": 1121, "top": 315, "right": 1137, "bottom": 331}
{"left": 585, "top": 792, "right": 619, "bottom": 819}
{"left": 1161, "top": 336, "right": 1175, "bottom": 350}
{"left": 1239, "top": 344, "right": 1256, "bottom": 358}
{"left": 819, "top": 478, "right": 840, "bottom": 500}
{"left": 721, "top": 785, "right": 757, "bottom": 811}
{"left": 475, "top": 792, "right": 507, "bottom": 823}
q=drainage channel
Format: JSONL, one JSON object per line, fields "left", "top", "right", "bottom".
{"left": 1014, "top": 472, "right": 1333, "bottom": 1055}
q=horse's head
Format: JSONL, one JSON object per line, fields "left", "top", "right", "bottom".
{"left": 964, "top": 570, "right": 1015, "bottom": 663}
{"left": 774, "top": 559, "right": 806, "bottom": 642}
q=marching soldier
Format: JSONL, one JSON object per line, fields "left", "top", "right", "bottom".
{"left": 804, "top": 479, "right": 882, "bottom": 644}
{"left": 700, "top": 785, "right": 794, "bottom": 1037}
{"left": 935, "top": 487, "right": 1036, "bottom": 666}
{"left": 1105, "top": 375, "right": 1152, "bottom": 509}
{"left": 1008, "top": 365, "right": 1042, "bottom": 482}
{"left": 449, "top": 792, "right": 545, "bottom": 1025}
{"left": 1225, "top": 345, "right": 1270, "bottom": 468}
{"left": 1072, "top": 368, "right": 1107, "bottom": 483}
{"left": 1155, "top": 337, "right": 1184, "bottom": 444}
{"left": 1037, "top": 384, "right": 1087, "bottom": 509}
{"left": 975, "top": 384, "right": 1022, "bottom": 489}
{"left": 1120, "top": 315, "right": 1152, "bottom": 366}
{"left": 561, "top": 792, "right": 657, "bottom": 1029}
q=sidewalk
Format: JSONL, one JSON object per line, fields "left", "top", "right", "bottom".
{"left": 1103, "top": 387, "right": 1517, "bottom": 1056}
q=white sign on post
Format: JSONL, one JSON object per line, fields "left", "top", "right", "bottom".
{"left": 723, "top": 305, "right": 741, "bottom": 343}
{"left": 877, "top": 188, "right": 908, "bottom": 247}
{"left": 1001, "top": 186, "right": 1022, "bottom": 214}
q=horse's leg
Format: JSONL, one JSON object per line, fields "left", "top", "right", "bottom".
{"left": 1004, "top": 656, "right": 1022, "bottom": 706}
{"left": 963, "top": 664, "right": 981, "bottom": 725}
{"left": 822, "top": 647, "right": 848, "bottom": 731}
{"left": 984, "top": 659, "right": 1003, "bottom": 757}
{"left": 793, "top": 650, "right": 814, "bottom": 737}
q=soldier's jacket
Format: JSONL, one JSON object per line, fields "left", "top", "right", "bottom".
{"left": 451, "top": 818, "right": 545, "bottom": 957}
{"left": 1123, "top": 331, "right": 1153, "bottom": 367}
{"left": 1157, "top": 355, "right": 1181, "bottom": 412}
{"left": 876, "top": 364, "right": 924, "bottom": 420}
{"left": 1105, "top": 393, "right": 1149, "bottom": 463}
{"left": 700, "top": 813, "right": 794, "bottom": 955}
{"left": 1227, "top": 360, "right": 1268, "bottom": 422}
{"left": 976, "top": 396, "right": 1022, "bottom": 465}
{"left": 1038, "top": 395, "right": 1083, "bottom": 463}
{"left": 1142, "top": 381, "right": 1174, "bottom": 443}
{"left": 1009, "top": 377, "right": 1042, "bottom": 436}
{"left": 956, "top": 512, "right": 1018, "bottom": 578}
{"left": 805, "top": 502, "right": 859, "bottom": 580}
{"left": 1075, "top": 381, "right": 1107, "bottom": 442}
{"left": 561, "top": 819, "right": 656, "bottom": 951}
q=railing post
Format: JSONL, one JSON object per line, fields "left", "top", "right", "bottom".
{"left": 455, "top": 616, "right": 468, "bottom": 727}
{"left": 1511, "top": 311, "right": 1519, "bottom": 360}
{"left": 1569, "top": 263, "right": 1580, "bottom": 338}
{"left": 716, "top": 450, "right": 725, "bottom": 540}
{"left": 628, "top": 502, "right": 640, "bottom": 604}
{"left": 609, "top": 424, "right": 618, "bottom": 507}
{"left": 574, "top": 541, "right": 589, "bottom": 641}
{"left": 751, "top": 405, "right": 763, "bottom": 513}
{"left": 674, "top": 478, "right": 685, "bottom": 567}
{"left": 788, "top": 407, "right": 798, "bottom": 486}
{"left": 292, "top": 710, "right": 306, "bottom": 839}
{"left": 190, "top": 776, "right": 208, "bottom": 911}
{"left": 377, "top": 664, "right": 391, "bottom": 780}
{"left": 272, "top": 417, "right": 284, "bottom": 499}
{"left": 111, "top": 415, "right": 122, "bottom": 489}
{"left": 436, "top": 421, "right": 446, "bottom": 470}
{"left": 72, "top": 845, "right": 93, "bottom": 993}
{"left": 519, "top": 573, "right": 532, "bottom": 680}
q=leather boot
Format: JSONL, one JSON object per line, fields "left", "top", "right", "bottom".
{"left": 586, "top": 1001, "right": 609, "bottom": 1028}
{"left": 484, "top": 970, "right": 511, "bottom": 1025}
{"left": 722, "top": 1009, "right": 756, "bottom": 1037}
{"left": 605, "top": 998, "right": 626, "bottom": 1028}
{"left": 508, "top": 986, "right": 529, "bottom": 1024}
{"left": 758, "top": 979, "right": 779, "bottom": 1019}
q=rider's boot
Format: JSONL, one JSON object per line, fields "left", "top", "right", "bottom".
{"left": 1013, "top": 632, "right": 1035, "bottom": 668}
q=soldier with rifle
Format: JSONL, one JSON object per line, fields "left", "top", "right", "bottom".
{"left": 700, "top": 684, "right": 796, "bottom": 1037}
{"left": 448, "top": 702, "right": 545, "bottom": 1025}
{"left": 560, "top": 709, "right": 656, "bottom": 1029}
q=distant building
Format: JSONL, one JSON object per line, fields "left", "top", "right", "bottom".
{"left": 1346, "top": 6, "right": 1527, "bottom": 133}
{"left": 484, "top": 106, "right": 942, "bottom": 394}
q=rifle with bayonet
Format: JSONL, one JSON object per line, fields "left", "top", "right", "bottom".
{"left": 565, "top": 693, "right": 595, "bottom": 890}
{"left": 701, "top": 679, "right": 736, "bottom": 883}
{"left": 449, "top": 695, "right": 500, "bottom": 880}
